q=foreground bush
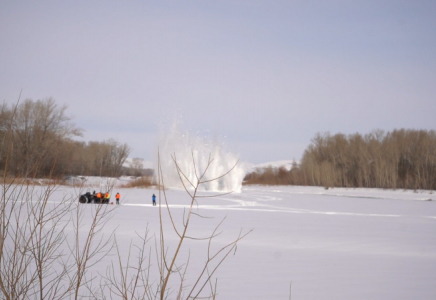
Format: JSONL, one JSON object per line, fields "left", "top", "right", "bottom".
{"left": 0, "top": 152, "right": 249, "bottom": 299}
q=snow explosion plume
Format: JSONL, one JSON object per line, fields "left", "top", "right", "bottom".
{"left": 156, "top": 123, "right": 245, "bottom": 192}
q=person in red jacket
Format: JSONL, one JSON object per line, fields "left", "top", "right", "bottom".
{"left": 115, "top": 192, "right": 120, "bottom": 205}
{"left": 96, "top": 192, "right": 102, "bottom": 203}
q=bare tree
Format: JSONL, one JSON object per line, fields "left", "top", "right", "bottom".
{"left": 81, "top": 140, "right": 131, "bottom": 177}
{"left": 104, "top": 151, "right": 252, "bottom": 300}
{"left": 68, "top": 197, "right": 116, "bottom": 299}
{"left": 0, "top": 98, "right": 82, "bottom": 177}
{"left": 129, "top": 158, "right": 145, "bottom": 177}
{"left": 156, "top": 152, "right": 252, "bottom": 299}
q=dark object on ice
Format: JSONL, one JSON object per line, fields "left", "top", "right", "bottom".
{"left": 78, "top": 192, "right": 95, "bottom": 204}
{"left": 79, "top": 195, "right": 87, "bottom": 203}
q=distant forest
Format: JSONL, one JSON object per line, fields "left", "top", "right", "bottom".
{"left": 0, "top": 98, "right": 133, "bottom": 178}
{"left": 2, "top": 98, "right": 435, "bottom": 190}
{"left": 244, "top": 129, "right": 436, "bottom": 190}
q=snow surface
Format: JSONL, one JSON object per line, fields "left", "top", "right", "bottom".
{"left": 30, "top": 182, "right": 436, "bottom": 299}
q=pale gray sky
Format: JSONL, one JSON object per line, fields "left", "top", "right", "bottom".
{"left": 1, "top": 1, "right": 435, "bottom": 163}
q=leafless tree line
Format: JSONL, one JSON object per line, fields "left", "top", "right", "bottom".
{"left": 245, "top": 129, "right": 436, "bottom": 190}
{"left": 243, "top": 162, "right": 303, "bottom": 186}
{"left": 0, "top": 98, "right": 130, "bottom": 178}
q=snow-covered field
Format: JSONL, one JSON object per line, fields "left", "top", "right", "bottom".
{"left": 45, "top": 183, "right": 436, "bottom": 299}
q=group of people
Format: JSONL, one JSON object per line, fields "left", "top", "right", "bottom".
{"left": 91, "top": 191, "right": 121, "bottom": 204}
{"left": 81, "top": 191, "right": 155, "bottom": 206}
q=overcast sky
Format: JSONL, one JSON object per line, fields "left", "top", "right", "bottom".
{"left": 1, "top": 1, "right": 435, "bottom": 164}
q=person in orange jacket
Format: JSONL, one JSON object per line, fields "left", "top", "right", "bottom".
{"left": 115, "top": 192, "right": 120, "bottom": 205}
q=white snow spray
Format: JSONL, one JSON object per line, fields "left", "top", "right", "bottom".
{"left": 155, "top": 122, "right": 245, "bottom": 193}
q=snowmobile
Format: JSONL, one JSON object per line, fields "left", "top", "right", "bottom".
{"left": 79, "top": 192, "right": 94, "bottom": 203}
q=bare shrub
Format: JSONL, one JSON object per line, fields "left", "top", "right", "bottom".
{"left": 1, "top": 146, "right": 250, "bottom": 299}
{"left": 104, "top": 151, "right": 252, "bottom": 299}
{"left": 0, "top": 169, "right": 118, "bottom": 299}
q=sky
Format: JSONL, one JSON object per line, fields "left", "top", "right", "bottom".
{"left": 1, "top": 0, "right": 435, "bottom": 164}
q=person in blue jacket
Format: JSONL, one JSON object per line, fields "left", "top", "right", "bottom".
{"left": 152, "top": 194, "right": 156, "bottom": 206}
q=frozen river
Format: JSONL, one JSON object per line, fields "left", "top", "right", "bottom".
{"left": 72, "top": 185, "right": 436, "bottom": 299}
{"left": 7, "top": 183, "right": 436, "bottom": 299}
